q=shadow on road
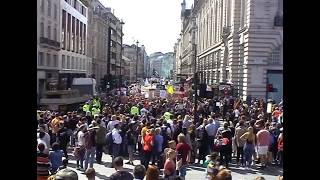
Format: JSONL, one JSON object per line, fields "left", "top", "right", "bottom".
{"left": 96, "top": 172, "right": 110, "bottom": 180}
{"left": 187, "top": 165, "right": 206, "bottom": 172}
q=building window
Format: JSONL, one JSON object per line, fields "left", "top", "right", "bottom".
{"left": 76, "top": 19, "right": 79, "bottom": 53}
{"left": 269, "top": 46, "right": 281, "bottom": 65}
{"left": 82, "top": 6, "right": 86, "bottom": 17}
{"left": 54, "top": 28, "right": 57, "bottom": 41}
{"left": 83, "top": 24, "right": 86, "bottom": 55}
{"left": 67, "top": 13, "right": 71, "bottom": 50}
{"left": 47, "top": 53, "right": 51, "bottom": 67}
{"left": 38, "top": 52, "right": 44, "bottom": 66}
{"left": 71, "top": 16, "right": 75, "bottom": 51}
{"left": 54, "top": 4, "right": 57, "bottom": 19}
{"left": 79, "top": 22, "right": 83, "bottom": 53}
{"left": 40, "top": 0, "right": 45, "bottom": 13}
{"left": 53, "top": 55, "right": 58, "bottom": 67}
{"left": 40, "top": 22, "right": 44, "bottom": 37}
{"left": 73, "top": 0, "right": 77, "bottom": 8}
{"left": 111, "top": 52, "right": 116, "bottom": 59}
{"left": 62, "top": 10, "right": 66, "bottom": 49}
{"left": 47, "top": 26, "right": 51, "bottom": 39}
{"left": 47, "top": 0, "right": 51, "bottom": 17}
{"left": 62, "top": 55, "right": 66, "bottom": 68}
{"left": 71, "top": 57, "right": 75, "bottom": 69}
{"left": 67, "top": 56, "right": 70, "bottom": 69}
{"left": 240, "top": 0, "right": 247, "bottom": 28}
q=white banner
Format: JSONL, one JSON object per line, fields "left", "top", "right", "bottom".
{"left": 160, "top": 90, "right": 167, "bottom": 99}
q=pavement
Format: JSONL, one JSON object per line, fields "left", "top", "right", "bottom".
{"left": 66, "top": 149, "right": 283, "bottom": 180}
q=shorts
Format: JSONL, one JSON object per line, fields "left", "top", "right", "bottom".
{"left": 179, "top": 165, "right": 188, "bottom": 177}
{"left": 257, "top": 146, "right": 268, "bottom": 155}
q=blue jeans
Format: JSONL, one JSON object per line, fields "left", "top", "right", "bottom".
{"left": 179, "top": 165, "right": 188, "bottom": 177}
{"left": 244, "top": 143, "right": 254, "bottom": 167}
{"left": 85, "top": 147, "right": 96, "bottom": 170}
{"left": 112, "top": 144, "right": 121, "bottom": 161}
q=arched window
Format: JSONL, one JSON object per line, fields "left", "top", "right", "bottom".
{"left": 40, "top": 22, "right": 44, "bottom": 37}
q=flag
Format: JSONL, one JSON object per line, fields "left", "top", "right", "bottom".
{"left": 166, "top": 85, "right": 175, "bottom": 95}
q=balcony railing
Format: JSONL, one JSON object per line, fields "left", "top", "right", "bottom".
{"left": 40, "top": 37, "right": 61, "bottom": 49}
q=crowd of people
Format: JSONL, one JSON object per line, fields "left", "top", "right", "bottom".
{"left": 37, "top": 89, "right": 283, "bottom": 180}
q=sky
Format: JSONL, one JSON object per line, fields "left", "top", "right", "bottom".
{"left": 100, "top": 0, "right": 193, "bottom": 55}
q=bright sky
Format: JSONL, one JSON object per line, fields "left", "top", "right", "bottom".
{"left": 100, "top": 0, "right": 193, "bottom": 55}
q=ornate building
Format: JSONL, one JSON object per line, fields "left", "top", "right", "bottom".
{"left": 174, "top": 0, "right": 283, "bottom": 101}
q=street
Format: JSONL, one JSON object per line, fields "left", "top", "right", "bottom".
{"left": 67, "top": 149, "right": 283, "bottom": 180}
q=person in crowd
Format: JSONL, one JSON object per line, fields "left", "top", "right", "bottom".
{"left": 152, "top": 127, "right": 164, "bottom": 166}
{"left": 84, "top": 168, "right": 96, "bottom": 180}
{"left": 205, "top": 152, "right": 219, "bottom": 180}
{"left": 54, "top": 168, "right": 79, "bottom": 180}
{"left": 37, "top": 131, "right": 49, "bottom": 154}
{"left": 75, "top": 124, "right": 86, "bottom": 170}
{"left": 84, "top": 123, "right": 98, "bottom": 170}
{"left": 176, "top": 133, "right": 191, "bottom": 180}
{"left": 37, "top": 143, "right": 51, "bottom": 180}
{"left": 126, "top": 123, "right": 136, "bottom": 165}
{"left": 240, "top": 127, "right": 256, "bottom": 170}
{"left": 164, "top": 149, "right": 176, "bottom": 179}
{"left": 256, "top": 123, "right": 271, "bottom": 168}
{"left": 197, "top": 119, "right": 209, "bottom": 164}
{"left": 95, "top": 119, "right": 106, "bottom": 164}
{"left": 277, "top": 128, "right": 283, "bottom": 166}
{"left": 146, "top": 165, "right": 160, "bottom": 180}
{"left": 133, "top": 165, "right": 146, "bottom": 180}
{"left": 235, "top": 120, "right": 247, "bottom": 167}
{"left": 57, "top": 157, "right": 68, "bottom": 171}
{"left": 110, "top": 157, "right": 134, "bottom": 180}
{"left": 142, "top": 129, "right": 155, "bottom": 170}
{"left": 112, "top": 123, "right": 123, "bottom": 163}
{"left": 49, "top": 142, "right": 64, "bottom": 173}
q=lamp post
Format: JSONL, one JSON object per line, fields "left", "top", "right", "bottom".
{"left": 119, "top": 20, "right": 124, "bottom": 88}
{"left": 136, "top": 40, "right": 139, "bottom": 82}
{"left": 191, "top": 15, "right": 198, "bottom": 123}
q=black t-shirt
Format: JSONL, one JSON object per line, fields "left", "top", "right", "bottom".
{"left": 109, "top": 170, "right": 134, "bottom": 180}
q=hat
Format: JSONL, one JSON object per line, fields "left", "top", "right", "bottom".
{"left": 55, "top": 168, "right": 78, "bottom": 180}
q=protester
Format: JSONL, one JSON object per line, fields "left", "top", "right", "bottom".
{"left": 133, "top": 165, "right": 146, "bottom": 180}
{"left": 110, "top": 157, "right": 134, "bottom": 180}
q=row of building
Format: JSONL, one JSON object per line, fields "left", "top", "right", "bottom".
{"left": 37, "top": 0, "right": 148, "bottom": 98}
{"left": 173, "top": 0, "right": 283, "bottom": 102}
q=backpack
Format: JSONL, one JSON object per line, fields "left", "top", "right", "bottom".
{"left": 197, "top": 126, "right": 204, "bottom": 140}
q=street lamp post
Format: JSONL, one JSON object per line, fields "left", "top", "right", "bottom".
{"left": 119, "top": 20, "right": 124, "bottom": 88}
{"left": 191, "top": 16, "right": 199, "bottom": 123}
{"left": 136, "top": 40, "right": 139, "bottom": 82}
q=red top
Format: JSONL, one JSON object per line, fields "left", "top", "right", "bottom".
{"left": 176, "top": 143, "right": 191, "bottom": 165}
{"left": 143, "top": 134, "right": 154, "bottom": 151}
{"left": 278, "top": 134, "right": 283, "bottom": 151}
{"left": 164, "top": 159, "right": 175, "bottom": 176}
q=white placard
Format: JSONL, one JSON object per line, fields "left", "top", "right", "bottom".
{"left": 160, "top": 90, "right": 167, "bottom": 99}
{"left": 216, "top": 102, "right": 221, "bottom": 107}
{"left": 267, "top": 103, "right": 273, "bottom": 113}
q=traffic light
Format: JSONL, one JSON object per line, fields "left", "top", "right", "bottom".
{"left": 267, "top": 84, "right": 274, "bottom": 92}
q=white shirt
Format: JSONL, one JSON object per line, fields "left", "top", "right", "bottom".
{"left": 77, "top": 131, "right": 85, "bottom": 146}
{"left": 37, "top": 138, "right": 49, "bottom": 153}
{"left": 112, "top": 129, "right": 122, "bottom": 144}
{"left": 107, "top": 120, "right": 120, "bottom": 132}
{"left": 234, "top": 109, "right": 240, "bottom": 118}
{"left": 37, "top": 132, "right": 51, "bottom": 149}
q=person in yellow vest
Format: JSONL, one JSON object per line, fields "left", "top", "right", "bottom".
{"left": 163, "top": 111, "right": 172, "bottom": 121}
{"left": 131, "top": 105, "right": 139, "bottom": 116}
{"left": 91, "top": 105, "right": 101, "bottom": 116}
{"left": 82, "top": 102, "right": 90, "bottom": 113}
{"left": 93, "top": 98, "right": 101, "bottom": 110}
